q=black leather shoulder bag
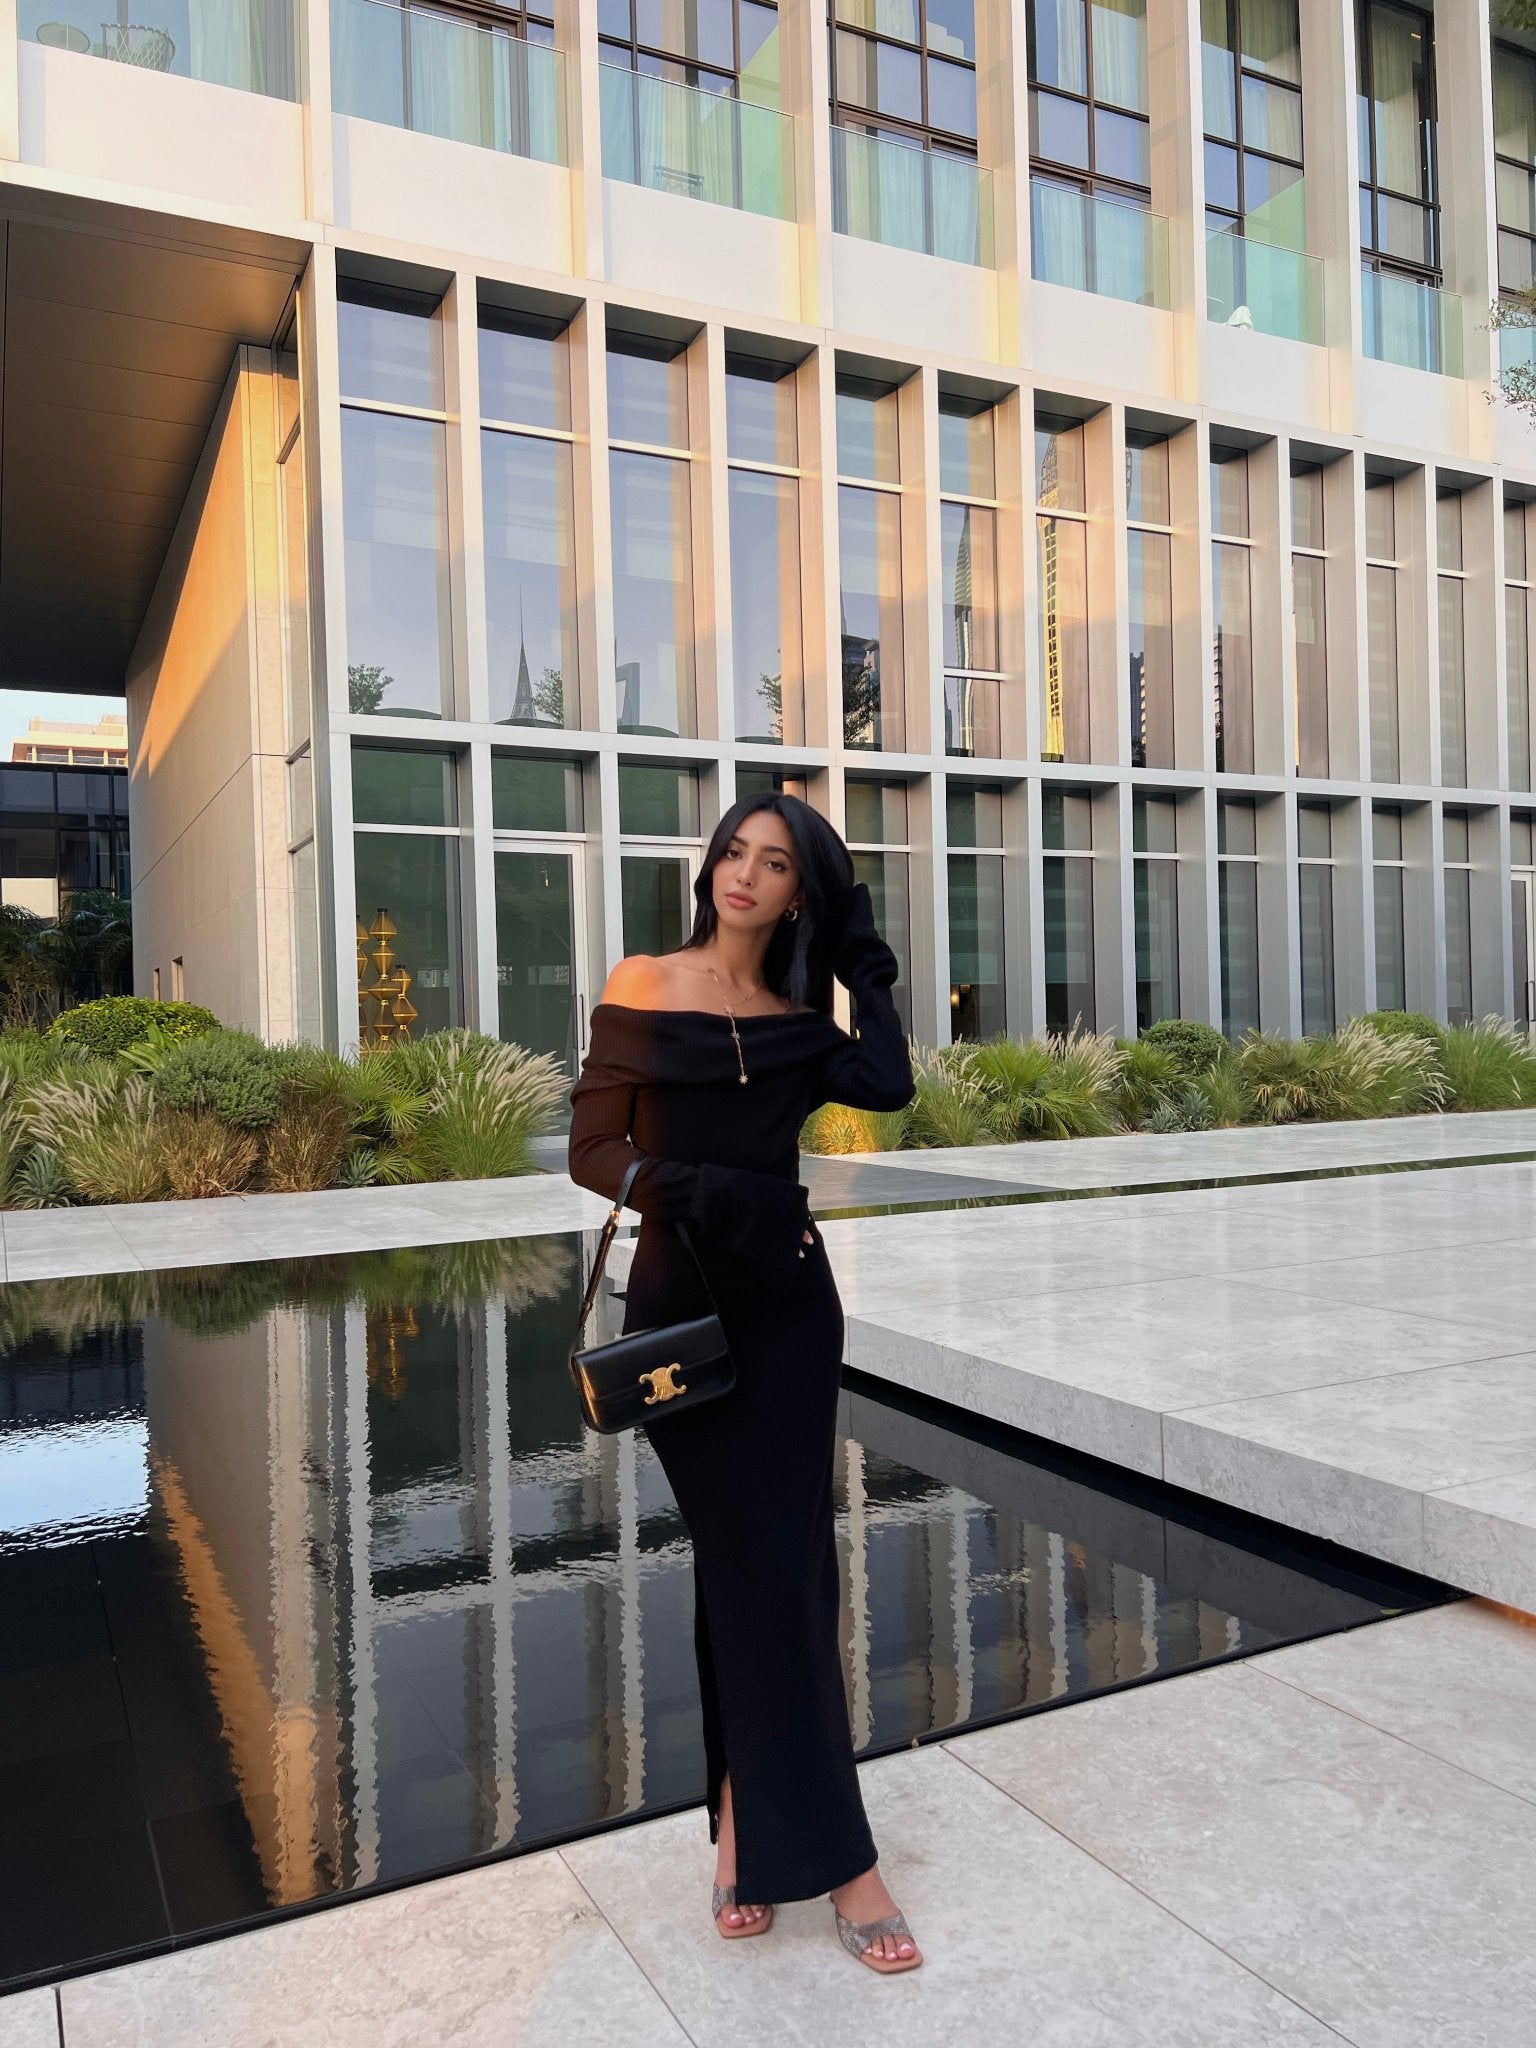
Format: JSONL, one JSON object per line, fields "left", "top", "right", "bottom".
{"left": 568, "top": 1156, "right": 736, "bottom": 1434}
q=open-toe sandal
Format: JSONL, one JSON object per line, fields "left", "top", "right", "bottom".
{"left": 712, "top": 1884, "right": 774, "bottom": 1940}
{"left": 833, "top": 1906, "right": 922, "bottom": 1975}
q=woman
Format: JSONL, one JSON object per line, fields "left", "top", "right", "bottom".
{"left": 567, "top": 792, "right": 921, "bottom": 1974}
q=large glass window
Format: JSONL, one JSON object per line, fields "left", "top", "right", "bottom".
{"left": 482, "top": 308, "right": 578, "bottom": 728}
{"left": 727, "top": 355, "right": 803, "bottom": 744}
{"left": 491, "top": 751, "right": 585, "bottom": 1070}
{"left": 838, "top": 377, "right": 905, "bottom": 751}
{"left": 1372, "top": 802, "right": 1406, "bottom": 1012}
{"left": 1291, "top": 462, "right": 1329, "bottom": 776}
{"left": 830, "top": 0, "right": 978, "bottom": 155}
{"left": 1036, "top": 413, "right": 1092, "bottom": 764}
{"left": 1357, "top": 0, "right": 1438, "bottom": 280}
{"left": 609, "top": 334, "right": 696, "bottom": 738}
{"left": 619, "top": 763, "right": 701, "bottom": 955}
{"left": 1297, "top": 798, "right": 1335, "bottom": 1034}
{"left": 1041, "top": 785, "right": 1095, "bottom": 1031}
{"left": 1217, "top": 794, "right": 1260, "bottom": 1037}
{"left": 1212, "top": 446, "right": 1255, "bottom": 774}
{"left": 1028, "top": 0, "right": 1150, "bottom": 197}
{"left": 601, "top": 0, "right": 779, "bottom": 95}
{"left": 845, "top": 779, "right": 913, "bottom": 1031}
{"left": 1365, "top": 474, "right": 1401, "bottom": 783}
{"left": 1437, "top": 490, "right": 1467, "bottom": 789}
{"left": 1508, "top": 499, "right": 1534, "bottom": 795}
{"left": 1513, "top": 813, "right": 1535, "bottom": 1028}
{"left": 340, "top": 283, "right": 453, "bottom": 720}
{"left": 947, "top": 785, "right": 1005, "bottom": 1038}
{"left": 1495, "top": 40, "right": 1536, "bottom": 298}
{"left": 1127, "top": 435, "right": 1174, "bottom": 771}
{"left": 940, "top": 392, "right": 1001, "bottom": 759}
{"left": 1201, "top": 0, "right": 1304, "bottom": 247}
{"left": 1443, "top": 807, "right": 1473, "bottom": 1027}
{"left": 1132, "top": 792, "right": 1179, "bottom": 1027}
{"left": 354, "top": 766, "right": 462, "bottom": 1049}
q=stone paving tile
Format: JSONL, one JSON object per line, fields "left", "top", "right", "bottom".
{"left": 1423, "top": 1465, "right": 1536, "bottom": 1616}
{"left": 0, "top": 1990, "right": 56, "bottom": 2048}
{"left": 563, "top": 1747, "right": 1340, "bottom": 2048}
{"left": 58, "top": 1854, "right": 689, "bottom": 2048}
{"left": 1251, "top": 1599, "right": 1536, "bottom": 1806}
{"left": 951, "top": 1648, "right": 1536, "bottom": 2048}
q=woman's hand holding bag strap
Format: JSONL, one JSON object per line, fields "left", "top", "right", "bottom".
{"left": 568, "top": 1155, "right": 736, "bottom": 1434}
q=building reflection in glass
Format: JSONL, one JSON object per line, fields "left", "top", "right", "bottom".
{"left": 0, "top": 1235, "right": 1441, "bottom": 1986}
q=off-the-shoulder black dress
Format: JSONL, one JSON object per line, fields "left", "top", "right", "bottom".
{"left": 566, "top": 922, "right": 912, "bottom": 1905}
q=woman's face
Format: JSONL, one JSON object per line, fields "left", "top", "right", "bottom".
{"left": 711, "top": 808, "right": 802, "bottom": 938}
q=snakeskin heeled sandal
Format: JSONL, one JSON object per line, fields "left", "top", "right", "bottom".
{"left": 834, "top": 1906, "right": 923, "bottom": 1975}
{"left": 712, "top": 1884, "right": 774, "bottom": 1939}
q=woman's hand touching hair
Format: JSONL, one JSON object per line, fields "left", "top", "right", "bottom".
{"left": 830, "top": 881, "right": 901, "bottom": 993}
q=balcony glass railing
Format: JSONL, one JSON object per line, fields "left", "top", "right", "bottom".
{"left": 333, "top": 0, "right": 565, "bottom": 164}
{"left": 20, "top": 0, "right": 297, "bottom": 98}
{"left": 1360, "top": 264, "right": 1462, "bottom": 377}
{"left": 1031, "top": 180, "right": 1168, "bottom": 308}
{"left": 831, "top": 127, "right": 992, "bottom": 267}
{"left": 600, "top": 64, "right": 793, "bottom": 219}
{"left": 1206, "top": 230, "right": 1323, "bottom": 345}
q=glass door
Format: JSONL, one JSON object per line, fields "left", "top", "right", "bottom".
{"left": 620, "top": 844, "right": 697, "bottom": 957}
{"left": 494, "top": 846, "right": 585, "bottom": 1073}
{"left": 1515, "top": 873, "right": 1535, "bottom": 1029}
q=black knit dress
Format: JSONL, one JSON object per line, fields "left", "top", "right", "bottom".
{"left": 566, "top": 903, "right": 912, "bottom": 1905}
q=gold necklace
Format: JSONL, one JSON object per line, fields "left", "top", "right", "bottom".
{"left": 706, "top": 964, "right": 762, "bottom": 1086}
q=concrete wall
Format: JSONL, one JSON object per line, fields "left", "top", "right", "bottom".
{"left": 126, "top": 348, "right": 295, "bottom": 1037}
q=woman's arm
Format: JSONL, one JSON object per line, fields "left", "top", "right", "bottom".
{"left": 811, "top": 883, "right": 916, "bottom": 1114}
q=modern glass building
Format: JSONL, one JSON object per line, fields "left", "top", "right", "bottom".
{"left": 4, "top": 0, "right": 1536, "bottom": 1062}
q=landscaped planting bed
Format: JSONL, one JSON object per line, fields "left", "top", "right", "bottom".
{"left": 799, "top": 1013, "right": 1536, "bottom": 1155}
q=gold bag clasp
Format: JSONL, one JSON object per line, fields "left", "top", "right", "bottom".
{"left": 639, "top": 1362, "right": 688, "bottom": 1404}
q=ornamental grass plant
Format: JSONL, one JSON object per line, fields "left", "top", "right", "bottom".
{"left": 0, "top": 1014, "right": 567, "bottom": 1208}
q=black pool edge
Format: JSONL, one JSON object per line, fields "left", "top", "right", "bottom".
{"left": 0, "top": 1363, "right": 1465, "bottom": 2005}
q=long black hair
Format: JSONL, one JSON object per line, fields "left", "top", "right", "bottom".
{"left": 682, "top": 793, "right": 853, "bottom": 1015}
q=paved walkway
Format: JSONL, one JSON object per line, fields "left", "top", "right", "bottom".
{"left": 7, "top": 1599, "right": 1532, "bottom": 2047}
{"left": 828, "top": 1156, "right": 1536, "bottom": 1613}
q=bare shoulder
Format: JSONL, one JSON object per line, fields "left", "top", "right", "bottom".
{"left": 600, "top": 954, "right": 679, "bottom": 1009}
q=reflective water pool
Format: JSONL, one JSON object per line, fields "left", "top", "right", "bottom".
{"left": 0, "top": 1233, "right": 1453, "bottom": 1992}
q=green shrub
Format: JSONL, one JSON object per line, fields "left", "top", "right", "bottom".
{"left": 387, "top": 1031, "right": 567, "bottom": 1181}
{"left": 157, "top": 1111, "right": 261, "bottom": 1199}
{"left": 1139, "top": 1018, "right": 1230, "bottom": 1078}
{"left": 799, "top": 1100, "right": 909, "bottom": 1155}
{"left": 1358, "top": 1009, "right": 1443, "bottom": 1044}
{"left": 50, "top": 997, "right": 219, "bottom": 1058}
{"left": 152, "top": 1030, "right": 283, "bottom": 1130}
{"left": 1236, "top": 1020, "right": 1445, "bottom": 1123}
{"left": 1198, "top": 1060, "right": 1256, "bottom": 1127}
{"left": 1113, "top": 1038, "right": 1182, "bottom": 1127}
{"left": 1437, "top": 1018, "right": 1536, "bottom": 1110}
{"left": 907, "top": 1049, "right": 1008, "bottom": 1148}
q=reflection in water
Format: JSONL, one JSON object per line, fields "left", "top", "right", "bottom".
{"left": 0, "top": 1232, "right": 1450, "bottom": 1989}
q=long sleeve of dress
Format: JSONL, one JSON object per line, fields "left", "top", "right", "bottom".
{"left": 811, "top": 888, "right": 916, "bottom": 1115}
{"left": 568, "top": 1039, "right": 811, "bottom": 1272}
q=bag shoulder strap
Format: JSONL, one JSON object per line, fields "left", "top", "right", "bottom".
{"left": 572, "top": 1157, "right": 724, "bottom": 1351}
{"left": 573, "top": 1156, "right": 644, "bottom": 1347}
